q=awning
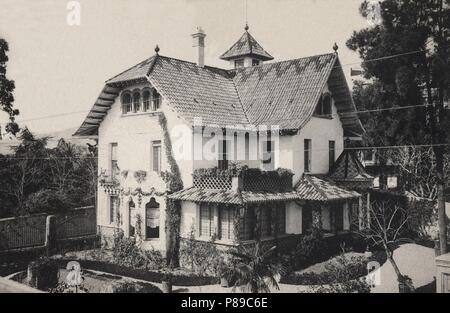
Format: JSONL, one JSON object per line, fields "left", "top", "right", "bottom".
{"left": 167, "top": 187, "right": 300, "bottom": 204}
{"left": 295, "top": 174, "right": 361, "bottom": 201}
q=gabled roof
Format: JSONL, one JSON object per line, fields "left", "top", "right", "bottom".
{"left": 220, "top": 30, "right": 274, "bottom": 61}
{"left": 74, "top": 52, "right": 364, "bottom": 136}
{"left": 232, "top": 53, "right": 338, "bottom": 130}
{"left": 295, "top": 174, "right": 360, "bottom": 201}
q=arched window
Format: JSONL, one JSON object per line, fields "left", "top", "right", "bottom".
{"left": 121, "top": 92, "right": 132, "bottom": 114}
{"left": 314, "top": 93, "right": 332, "bottom": 117}
{"left": 142, "top": 89, "right": 151, "bottom": 112}
{"left": 129, "top": 199, "right": 136, "bottom": 237}
{"left": 152, "top": 89, "right": 161, "bottom": 110}
{"left": 145, "top": 198, "right": 160, "bottom": 239}
{"left": 133, "top": 91, "right": 141, "bottom": 112}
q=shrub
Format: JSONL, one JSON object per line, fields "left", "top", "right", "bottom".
{"left": 52, "top": 259, "right": 219, "bottom": 286}
{"left": 142, "top": 248, "right": 165, "bottom": 271}
{"left": 27, "top": 257, "right": 59, "bottom": 290}
{"left": 292, "top": 228, "right": 329, "bottom": 270}
{"left": 179, "top": 230, "right": 221, "bottom": 276}
{"left": 112, "top": 231, "right": 165, "bottom": 270}
{"left": 112, "top": 231, "right": 146, "bottom": 268}
{"left": 282, "top": 254, "right": 370, "bottom": 293}
{"left": 107, "top": 281, "right": 162, "bottom": 293}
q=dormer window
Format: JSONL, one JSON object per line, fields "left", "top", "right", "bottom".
{"left": 314, "top": 92, "right": 332, "bottom": 117}
{"left": 252, "top": 59, "right": 260, "bottom": 66}
{"left": 234, "top": 59, "right": 244, "bottom": 69}
{"left": 133, "top": 91, "right": 141, "bottom": 112}
{"left": 121, "top": 92, "right": 132, "bottom": 114}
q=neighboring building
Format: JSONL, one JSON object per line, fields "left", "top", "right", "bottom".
{"left": 360, "top": 149, "right": 400, "bottom": 190}
{"left": 75, "top": 26, "right": 369, "bottom": 254}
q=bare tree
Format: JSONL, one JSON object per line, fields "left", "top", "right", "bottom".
{"left": 356, "top": 201, "right": 415, "bottom": 293}
{"left": 392, "top": 146, "right": 450, "bottom": 200}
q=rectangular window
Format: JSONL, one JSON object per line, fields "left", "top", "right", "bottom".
{"left": 329, "top": 140, "right": 336, "bottom": 170}
{"left": 234, "top": 59, "right": 244, "bottom": 69}
{"left": 304, "top": 139, "right": 312, "bottom": 173}
{"left": 260, "top": 206, "right": 272, "bottom": 238}
{"left": 302, "top": 206, "right": 312, "bottom": 233}
{"left": 363, "top": 150, "right": 374, "bottom": 162}
{"left": 110, "top": 143, "right": 119, "bottom": 180}
{"left": 110, "top": 195, "right": 119, "bottom": 224}
{"left": 199, "top": 204, "right": 214, "bottom": 238}
{"left": 219, "top": 206, "right": 233, "bottom": 241}
{"left": 330, "top": 206, "right": 344, "bottom": 233}
{"left": 218, "top": 139, "right": 229, "bottom": 170}
{"left": 262, "top": 140, "right": 275, "bottom": 170}
{"left": 152, "top": 141, "right": 162, "bottom": 173}
{"left": 277, "top": 203, "right": 286, "bottom": 235}
{"left": 252, "top": 59, "right": 260, "bottom": 66}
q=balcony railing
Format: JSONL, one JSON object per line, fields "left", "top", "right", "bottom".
{"left": 192, "top": 167, "right": 293, "bottom": 192}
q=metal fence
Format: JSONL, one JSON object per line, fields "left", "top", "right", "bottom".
{"left": 0, "top": 206, "right": 96, "bottom": 252}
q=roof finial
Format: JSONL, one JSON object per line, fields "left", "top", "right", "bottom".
{"left": 333, "top": 42, "right": 339, "bottom": 53}
{"left": 155, "top": 45, "right": 160, "bottom": 54}
{"left": 245, "top": 23, "right": 249, "bottom": 31}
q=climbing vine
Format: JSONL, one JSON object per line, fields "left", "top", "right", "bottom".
{"left": 158, "top": 114, "right": 184, "bottom": 268}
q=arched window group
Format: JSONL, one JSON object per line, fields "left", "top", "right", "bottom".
{"left": 121, "top": 87, "right": 161, "bottom": 114}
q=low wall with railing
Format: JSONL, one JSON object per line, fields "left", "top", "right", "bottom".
{"left": 0, "top": 206, "right": 96, "bottom": 252}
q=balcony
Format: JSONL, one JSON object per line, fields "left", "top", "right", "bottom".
{"left": 192, "top": 166, "right": 294, "bottom": 192}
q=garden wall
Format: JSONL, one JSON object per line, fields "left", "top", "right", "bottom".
{"left": 0, "top": 206, "right": 96, "bottom": 252}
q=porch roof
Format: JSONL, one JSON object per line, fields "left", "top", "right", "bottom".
{"left": 167, "top": 187, "right": 299, "bottom": 204}
{"left": 295, "top": 174, "right": 361, "bottom": 201}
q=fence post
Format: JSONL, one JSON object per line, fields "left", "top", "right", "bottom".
{"left": 45, "top": 215, "right": 56, "bottom": 256}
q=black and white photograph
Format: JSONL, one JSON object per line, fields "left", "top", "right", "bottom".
{"left": 0, "top": 0, "right": 449, "bottom": 304}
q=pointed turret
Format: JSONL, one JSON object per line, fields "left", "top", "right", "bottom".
{"left": 220, "top": 24, "right": 273, "bottom": 69}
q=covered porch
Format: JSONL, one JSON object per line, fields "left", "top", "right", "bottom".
{"left": 169, "top": 167, "right": 364, "bottom": 250}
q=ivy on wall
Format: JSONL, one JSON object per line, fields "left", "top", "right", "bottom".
{"left": 158, "top": 114, "right": 184, "bottom": 268}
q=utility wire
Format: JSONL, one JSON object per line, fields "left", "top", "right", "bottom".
{"left": 0, "top": 143, "right": 449, "bottom": 160}
{"left": 3, "top": 46, "right": 447, "bottom": 126}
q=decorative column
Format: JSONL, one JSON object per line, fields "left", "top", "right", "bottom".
{"left": 312, "top": 205, "right": 322, "bottom": 230}
{"left": 233, "top": 205, "right": 244, "bottom": 244}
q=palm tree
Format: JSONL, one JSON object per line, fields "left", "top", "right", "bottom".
{"left": 227, "top": 241, "right": 284, "bottom": 293}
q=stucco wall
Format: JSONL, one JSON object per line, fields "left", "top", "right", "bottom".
{"left": 291, "top": 88, "right": 345, "bottom": 183}
{"left": 97, "top": 81, "right": 193, "bottom": 252}
{"left": 180, "top": 201, "right": 197, "bottom": 238}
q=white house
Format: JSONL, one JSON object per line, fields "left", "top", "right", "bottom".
{"left": 75, "top": 26, "right": 371, "bottom": 255}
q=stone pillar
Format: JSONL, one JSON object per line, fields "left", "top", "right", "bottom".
{"left": 45, "top": 215, "right": 56, "bottom": 256}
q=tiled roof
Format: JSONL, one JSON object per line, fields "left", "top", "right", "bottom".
{"left": 148, "top": 56, "right": 249, "bottom": 127}
{"left": 295, "top": 174, "right": 360, "bottom": 201}
{"left": 220, "top": 31, "right": 273, "bottom": 61}
{"left": 167, "top": 187, "right": 300, "bottom": 204}
{"left": 232, "top": 53, "right": 337, "bottom": 130}
{"left": 107, "top": 55, "right": 157, "bottom": 84}
{"left": 75, "top": 52, "right": 364, "bottom": 136}
{"left": 328, "top": 150, "right": 373, "bottom": 182}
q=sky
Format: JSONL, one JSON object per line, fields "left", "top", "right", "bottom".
{"left": 0, "top": 0, "right": 369, "bottom": 135}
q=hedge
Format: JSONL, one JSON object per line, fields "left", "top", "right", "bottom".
{"left": 53, "top": 259, "right": 219, "bottom": 286}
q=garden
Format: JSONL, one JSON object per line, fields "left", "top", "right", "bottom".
{"left": 4, "top": 226, "right": 389, "bottom": 293}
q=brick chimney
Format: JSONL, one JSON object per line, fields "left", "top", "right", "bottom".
{"left": 191, "top": 27, "right": 206, "bottom": 67}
